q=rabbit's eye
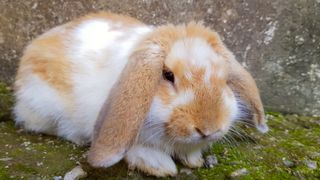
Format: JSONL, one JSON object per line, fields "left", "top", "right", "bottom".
{"left": 163, "top": 70, "right": 174, "bottom": 83}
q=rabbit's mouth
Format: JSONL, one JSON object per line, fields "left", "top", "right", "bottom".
{"left": 169, "top": 130, "right": 227, "bottom": 145}
{"left": 202, "top": 131, "right": 226, "bottom": 142}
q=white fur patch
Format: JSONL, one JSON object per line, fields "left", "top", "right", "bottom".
{"left": 140, "top": 97, "right": 171, "bottom": 145}
{"left": 172, "top": 89, "right": 194, "bottom": 107}
{"left": 15, "top": 75, "right": 66, "bottom": 118}
{"left": 95, "top": 149, "right": 126, "bottom": 168}
{"left": 178, "top": 149, "right": 204, "bottom": 168}
{"left": 223, "top": 89, "right": 239, "bottom": 123}
{"left": 13, "top": 75, "right": 67, "bottom": 136}
{"left": 257, "top": 123, "right": 269, "bottom": 133}
{"left": 169, "top": 38, "right": 217, "bottom": 67}
{"left": 125, "top": 145, "right": 177, "bottom": 176}
{"left": 75, "top": 20, "right": 124, "bottom": 51}
{"left": 168, "top": 38, "right": 226, "bottom": 85}
{"left": 133, "top": 26, "right": 154, "bottom": 35}
{"left": 13, "top": 101, "right": 56, "bottom": 134}
{"left": 140, "top": 90, "right": 195, "bottom": 154}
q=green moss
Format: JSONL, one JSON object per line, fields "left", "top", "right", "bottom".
{"left": 0, "top": 111, "right": 319, "bottom": 179}
{"left": 0, "top": 121, "right": 86, "bottom": 179}
{"left": 0, "top": 82, "right": 13, "bottom": 121}
{"left": 0, "top": 166, "right": 11, "bottom": 179}
{"left": 192, "top": 112, "right": 320, "bottom": 179}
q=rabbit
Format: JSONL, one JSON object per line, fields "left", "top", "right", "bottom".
{"left": 13, "top": 12, "right": 269, "bottom": 177}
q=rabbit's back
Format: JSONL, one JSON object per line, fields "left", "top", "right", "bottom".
{"left": 13, "top": 12, "right": 152, "bottom": 145}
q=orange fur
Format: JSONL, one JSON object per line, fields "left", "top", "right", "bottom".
{"left": 157, "top": 80, "right": 174, "bottom": 105}
{"left": 144, "top": 22, "right": 226, "bottom": 55}
{"left": 227, "top": 63, "right": 265, "bottom": 126}
{"left": 166, "top": 72, "right": 230, "bottom": 138}
{"left": 16, "top": 31, "right": 72, "bottom": 94}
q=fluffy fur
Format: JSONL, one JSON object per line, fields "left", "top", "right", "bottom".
{"left": 13, "top": 12, "right": 268, "bottom": 177}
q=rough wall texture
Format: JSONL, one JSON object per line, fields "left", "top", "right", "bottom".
{"left": 0, "top": 0, "right": 319, "bottom": 116}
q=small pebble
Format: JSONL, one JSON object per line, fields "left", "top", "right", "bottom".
{"left": 180, "top": 168, "right": 193, "bottom": 176}
{"left": 308, "top": 152, "right": 320, "bottom": 159}
{"left": 304, "top": 160, "right": 317, "bottom": 170}
{"left": 31, "top": 3, "right": 38, "bottom": 9}
{"left": 0, "top": 157, "right": 12, "bottom": 161}
{"left": 37, "top": 162, "right": 43, "bottom": 166}
{"left": 16, "top": 129, "right": 24, "bottom": 133}
{"left": 283, "top": 160, "right": 295, "bottom": 167}
{"left": 204, "top": 155, "right": 218, "bottom": 168}
{"left": 64, "top": 166, "right": 87, "bottom": 180}
{"left": 295, "top": 35, "right": 305, "bottom": 45}
{"left": 253, "top": 145, "right": 263, "bottom": 150}
{"left": 21, "top": 141, "right": 31, "bottom": 147}
{"left": 127, "top": 171, "right": 135, "bottom": 177}
{"left": 230, "top": 168, "right": 249, "bottom": 177}
{"left": 53, "top": 176, "right": 62, "bottom": 180}
{"left": 291, "top": 140, "right": 304, "bottom": 147}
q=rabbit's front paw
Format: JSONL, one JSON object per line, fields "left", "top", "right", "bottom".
{"left": 125, "top": 145, "right": 177, "bottom": 177}
{"left": 178, "top": 149, "right": 204, "bottom": 168}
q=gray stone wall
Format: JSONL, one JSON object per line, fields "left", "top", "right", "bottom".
{"left": 0, "top": 0, "right": 319, "bottom": 116}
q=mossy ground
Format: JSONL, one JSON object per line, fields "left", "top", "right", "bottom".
{"left": 0, "top": 83, "right": 319, "bottom": 179}
{"left": 0, "top": 82, "right": 13, "bottom": 121}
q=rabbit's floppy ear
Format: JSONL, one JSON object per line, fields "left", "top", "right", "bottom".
{"left": 227, "top": 58, "right": 269, "bottom": 133}
{"left": 88, "top": 44, "right": 164, "bottom": 167}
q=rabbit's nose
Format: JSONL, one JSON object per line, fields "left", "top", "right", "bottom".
{"left": 195, "top": 127, "right": 209, "bottom": 138}
{"left": 195, "top": 127, "right": 213, "bottom": 138}
{"left": 195, "top": 127, "right": 223, "bottom": 139}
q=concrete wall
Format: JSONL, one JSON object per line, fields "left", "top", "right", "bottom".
{"left": 0, "top": 0, "right": 319, "bottom": 116}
